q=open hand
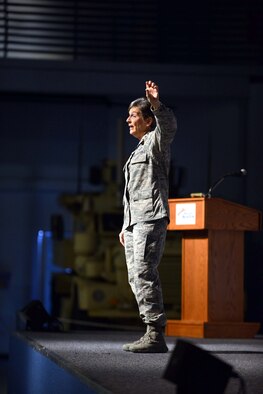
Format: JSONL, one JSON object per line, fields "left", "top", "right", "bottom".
{"left": 145, "top": 80, "right": 160, "bottom": 110}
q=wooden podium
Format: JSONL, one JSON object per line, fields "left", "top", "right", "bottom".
{"left": 166, "top": 197, "right": 262, "bottom": 338}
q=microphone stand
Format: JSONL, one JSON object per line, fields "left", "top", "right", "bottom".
{"left": 205, "top": 169, "right": 247, "bottom": 199}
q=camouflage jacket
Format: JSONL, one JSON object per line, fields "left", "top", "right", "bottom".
{"left": 122, "top": 103, "right": 177, "bottom": 230}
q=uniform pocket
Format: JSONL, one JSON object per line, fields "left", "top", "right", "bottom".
{"left": 131, "top": 189, "right": 153, "bottom": 218}
{"left": 130, "top": 152, "right": 147, "bottom": 164}
{"left": 133, "top": 189, "right": 152, "bottom": 202}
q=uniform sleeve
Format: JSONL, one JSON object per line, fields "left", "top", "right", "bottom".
{"left": 152, "top": 103, "right": 177, "bottom": 151}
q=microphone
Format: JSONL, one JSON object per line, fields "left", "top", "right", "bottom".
{"left": 206, "top": 168, "right": 247, "bottom": 198}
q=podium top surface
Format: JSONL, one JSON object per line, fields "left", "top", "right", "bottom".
{"left": 168, "top": 197, "right": 262, "bottom": 231}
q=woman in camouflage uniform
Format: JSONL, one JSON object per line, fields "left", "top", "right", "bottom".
{"left": 119, "top": 80, "right": 177, "bottom": 353}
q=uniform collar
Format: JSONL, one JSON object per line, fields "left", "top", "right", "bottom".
{"left": 137, "top": 131, "right": 150, "bottom": 146}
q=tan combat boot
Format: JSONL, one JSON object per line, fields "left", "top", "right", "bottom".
{"left": 123, "top": 324, "right": 168, "bottom": 353}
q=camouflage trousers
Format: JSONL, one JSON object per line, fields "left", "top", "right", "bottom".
{"left": 124, "top": 218, "right": 168, "bottom": 327}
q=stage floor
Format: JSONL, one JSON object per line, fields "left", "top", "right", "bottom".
{"left": 8, "top": 330, "right": 263, "bottom": 394}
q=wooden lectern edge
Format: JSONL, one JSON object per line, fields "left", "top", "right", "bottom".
{"left": 167, "top": 197, "right": 262, "bottom": 232}
{"left": 165, "top": 320, "right": 261, "bottom": 339}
